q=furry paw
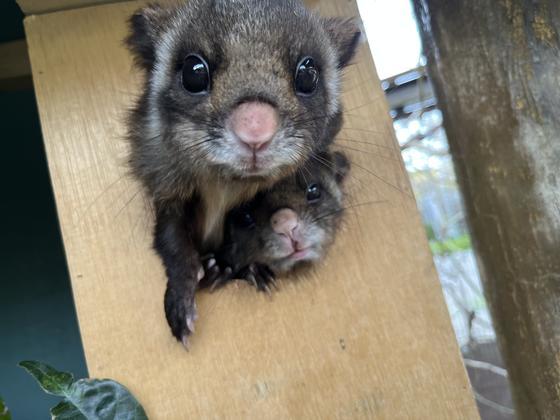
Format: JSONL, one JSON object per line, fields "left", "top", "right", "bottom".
{"left": 199, "top": 254, "right": 234, "bottom": 291}
{"left": 164, "top": 283, "right": 198, "bottom": 349}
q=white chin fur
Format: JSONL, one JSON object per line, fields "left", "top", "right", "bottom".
{"left": 205, "top": 133, "right": 294, "bottom": 177}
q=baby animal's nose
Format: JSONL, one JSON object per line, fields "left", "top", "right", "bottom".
{"left": 230, "top": 101, "right": 279, "bottom": 151}
{"left": 271, "top": 208, "right": 299, "bottom": 237}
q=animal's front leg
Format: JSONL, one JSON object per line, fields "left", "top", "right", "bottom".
{"left": 154, "top": 201, "right": 202, "bottom": 348}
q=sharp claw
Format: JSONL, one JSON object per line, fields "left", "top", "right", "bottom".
{"left": 210, "top": 278, "right": 222, "bottom": 292}
{"left": 263, "top": 284, "right": 273, "bottom": 296}
{"left": 181, "top": 334, "right": 190, "bottom": 351}
{"left": 186, "top": 316, "right": 195, "bottom": 333}
{"left": 207, "top": 258, "right": 216, "bottom": 269}
{"left": 259, "top": 267, "right": 278, "bottom": 289}
{"left": 205, "top": 266, "right": 220, "bottom": 283}
{"left": 269, "top": 276, "right": 279, "bottom": 290}
{"left": 224, "top": 267, "right": 233, "bottom": 278}
{"left": 197, "top": 267, "right": 205, "bottom": 282}
{"left": 247, "top": 273, "right": 258, "bottom": 289}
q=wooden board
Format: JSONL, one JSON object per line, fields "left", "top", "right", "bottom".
{"left": 17, "top": 0, "right": 127, "bottom": 14}
{"left": 24, "top": 1, "right": 479, "bottom": 418}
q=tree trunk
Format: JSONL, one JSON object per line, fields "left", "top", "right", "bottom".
{"left": 413, "top": 1, "right": 560, "bottom": 418}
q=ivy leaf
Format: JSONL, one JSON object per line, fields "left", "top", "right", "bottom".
{"left": 19, "top": 361, "right": 148, "bottom": 420}
{"left": 19, "top": 361, "right": 73, "bottom": 396}
{"left": 64, "top": 379, "right": 148, "bottom": 420}
{"left": 0, "top": 396, "right": 11, "bottom": 420}
{"left": 50, "top": 401, "right": 85, "bottom": 420}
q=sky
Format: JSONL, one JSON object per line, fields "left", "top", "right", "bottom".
{"left": 356, "top": 0, "right": 423, "bottom": 80}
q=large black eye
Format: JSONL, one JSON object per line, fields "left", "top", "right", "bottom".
{"left": 182, "top": 54, "right": 210, "bottom": 94}
{"left": 306, "top": 183, "right": 322, "bottom": 203}
{"left": 295, "top": 57, "right": 319, "bottom": 96}
{"left": 234, "top": 211, "right": 256, "bottom": 229}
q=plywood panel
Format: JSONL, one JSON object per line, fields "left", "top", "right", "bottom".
{"left": 24, "top": 1, "right": 478, "bottom": 418}
{"left": 17, "top": 0, "right": 127, "bottom": 15}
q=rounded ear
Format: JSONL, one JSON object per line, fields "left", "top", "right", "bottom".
{"left": 332, "top": 151, "right": 351, "bottom": 184}
{"left": 322, "top": 17, "right": 362, "bottom": 68}
{"left": 125, "top": 4, "right": 169, "bottom": 70}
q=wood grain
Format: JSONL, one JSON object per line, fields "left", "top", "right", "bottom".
{"left": 24, "top": 1, "right": 478, "bottom": 418}
{"left": 17, "top": 0, "right": 127, "bottom": 14}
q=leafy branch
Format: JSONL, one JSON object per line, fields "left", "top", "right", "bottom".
{"left": 19, "top": 361, "right": 148, "bottom": 420}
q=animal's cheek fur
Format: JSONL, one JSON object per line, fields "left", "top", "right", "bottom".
{"left": 166, "top": 126, "right": 210, "bottom": 162}
{"left": 300, "top": 221, "right": 327, "bottom": 250}
{"left": 260, "top": 231, "right": 289, "bottom": 262}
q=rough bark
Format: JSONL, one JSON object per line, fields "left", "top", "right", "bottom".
{"left": 413, "top": 1, "right": 560, "bottom": 419}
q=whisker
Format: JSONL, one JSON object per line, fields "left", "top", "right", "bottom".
{"left": 79, "top": 173, "right": 128, "bottom": 221}
{"left": 333, "top": 144, "right": 397, "bottom": 161}
{"left": 308, "top": 152, "right": 337, "bottom": 171}
{"left": 113, "top": 187, "right": 142, "bottom": 221}
{"left": 129, "top": 198, "right": 152, "bottom": 245}
{"left": 345, "top": 99, "right": 381, "bottom": 114}
{"left": 176, "top": 134, "right": 216, "bottom": 154}
{"left": 311, "top": 200, "right": 388, "bottom": 223}
{"left": 337, "top": 138, "right": 395, "bottom": 151}
{"left": 350, "top": 160, "right": 412, "bottom": 197}
{"left": 340, "top": 126, "right": 389, "bottom": 136}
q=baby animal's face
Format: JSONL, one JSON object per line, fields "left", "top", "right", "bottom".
{"left": 225, "top": 151, "right": 350, "bottom": 273}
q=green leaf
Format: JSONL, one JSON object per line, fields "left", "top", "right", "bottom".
{"left": 50, "top": 401, "right": 86, "bottom": 420}
{"left": 64, "top": 379, "right": 148, "bottom": 420}
{"left": 19, "top": 361, "right": 148, "bottom": 420}
{"left": 0, "top": 395, "right": 11, "bottom": 420}
{"left": 18, "top": 361, "right": 74, "bottom": 396}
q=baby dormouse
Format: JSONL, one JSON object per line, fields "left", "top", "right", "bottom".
{"left": 202, "top": 151, "right": 350, "bottom": 293}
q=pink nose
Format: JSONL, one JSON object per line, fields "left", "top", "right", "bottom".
{"left": 271, "top": 208, "right": 299, "bottom": 237}
{"left": 230, "top": 101, "right": 279, "bottom": 150}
